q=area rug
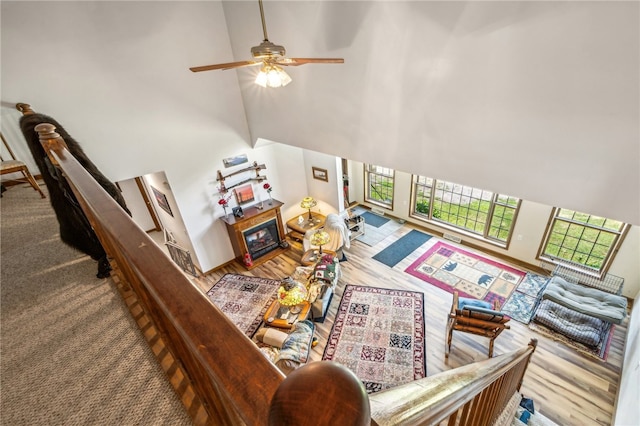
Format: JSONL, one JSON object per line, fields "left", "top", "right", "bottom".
{"left": 373, "top": 230, "right": 432, "bottom": 268}
{"left": 500, "top": 272, "right": 549, "bottom": 324}
{"left": 361, "top": 211, "right": 390, "bottom": 228}
{"left": 405, "top": 241, "right": 526, "bottom": 307}
{"left": 206, "top": 274, "right": 279, "bottom": 338}
{"left": 355, "top": 219, "right": 404, "bottom": 247}
{"left": 322, "top": 285, "right": 426, "bottom": 394}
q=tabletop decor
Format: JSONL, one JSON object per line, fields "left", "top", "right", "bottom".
{"left": 309, "top": 230, "right": 331, "bottom": 254}
{"left": 217, "top": 190, "right": 232, "bottom": 216}
{"left": 263, "top": 182, "right": 273, "bottom": 205}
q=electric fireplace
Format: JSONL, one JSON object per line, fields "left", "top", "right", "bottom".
{"left": 221, "top": 200, "right": 289, "bottom": 270}
{"left": 243, "top": 218, "right": 280, "bottom": 260}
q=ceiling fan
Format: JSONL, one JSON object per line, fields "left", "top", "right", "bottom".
{"left": 189, "top": 0, "right": 344, "bottom": 88}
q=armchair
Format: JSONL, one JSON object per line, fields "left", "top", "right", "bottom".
{"left": 445, "top": 291, "right": 510, "bottom": 358}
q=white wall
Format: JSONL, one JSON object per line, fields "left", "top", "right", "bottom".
{"left": 1, "top": 1, "right": 252, "bottom": 272}
{"left": 224, "top": 1, "right": 640, "bottom": 226}
{"left": 614, "top": 289, "right": 640, "bottom": 425}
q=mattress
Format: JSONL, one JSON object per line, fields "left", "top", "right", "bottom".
{"left": 533, "top": 299, "right": 607, "bottom": 347}
{"left": 541, "top": 276, "right": 627, "bottom": 324}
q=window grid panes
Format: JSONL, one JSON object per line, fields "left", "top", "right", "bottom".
{"left": 541, "top": 209, "right": 627, "bottom": 272}
{"left": 365, "top": 164, "right": 394, "bottom": 207}
{"left": 411, "top": 176, "right": 520, "bottom": 246}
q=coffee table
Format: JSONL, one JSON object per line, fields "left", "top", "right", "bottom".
{"left": 263, "top": 300, "right": 311, "bottom": 329}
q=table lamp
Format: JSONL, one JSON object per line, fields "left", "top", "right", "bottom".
{"left": 277, "top": 277, "right": 308, "bottom": 314}
{"left": 310, "top": 229, "right": 331, "bottom": 254}
{"left": 300, "top": 197, "right": 317, "bottom": 221}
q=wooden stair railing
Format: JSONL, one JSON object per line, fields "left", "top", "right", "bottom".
{"left": 28, "top": 111, "right": 537, "bottom": 426}
{"left": 369, "top": 339, "right": 537, "bottom": 425}
{"left": 31, "top": 121, "right": 371, "bottom": 426}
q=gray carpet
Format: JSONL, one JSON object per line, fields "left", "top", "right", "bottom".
{"left": 0, "top": 183, "right": 191, "bottom": 425}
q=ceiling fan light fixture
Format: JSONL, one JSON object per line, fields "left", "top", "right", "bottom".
{"left": 255, "top": 64, "right": 292, "bottom": 88}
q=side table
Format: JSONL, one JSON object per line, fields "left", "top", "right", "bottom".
{"left": 301, "top": 249, "right": 336, "bottom": 266}
{"left": 286, "top": 212, "right": 326, "bottom": 242}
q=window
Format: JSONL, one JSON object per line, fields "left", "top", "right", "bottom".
{"left": 539, "top": 209, "right": 628, "bottom": 274}
{"left": 365, "top": 164, "right": 394, "bottom": 208}
{"left": 411, "top": 176, "right": 520, "bottom": 246}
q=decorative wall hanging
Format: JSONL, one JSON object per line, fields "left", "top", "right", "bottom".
{"left": 223, "top": 154, "right": 249, "bottom": 168}
{"left": 312, "top": 167, "right": 328, "bottom": 182}
{"left": 151, "top": 186, "right": 173, "bottom": 216}
{"left": 234, "top": 184, "right": 255, "bottom": 205}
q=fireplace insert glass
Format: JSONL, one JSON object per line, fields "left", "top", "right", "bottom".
{"left": 243, "top": 219, "right": 280, "bottom": 260}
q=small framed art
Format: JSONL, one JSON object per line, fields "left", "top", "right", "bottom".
{"left": 223, "top": 154, "right": 249, "bottom": 168}
{"left": 312, "top": 167, "right": 328, "bottom": 182}
{"left": 151, "top": 186, "right": 173, "bottom": 217}
{"left": 234, "top": 184, "right": 255, "bottom": 204}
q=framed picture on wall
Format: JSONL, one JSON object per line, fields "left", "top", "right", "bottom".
{"left": 312, "top": 167, "right": 328, "bottom": 182}
{"left": 223, "top": 154, "right": 249, "bottom": 168}
{"left": 234, "top": 184, "right": 255, "bottom": 205}
{"left": 151, "top": 186, "right": 173, "bottom": 217}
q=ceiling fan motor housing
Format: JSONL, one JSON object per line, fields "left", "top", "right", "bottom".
{"left": 251, "top": 40, "right": 286, "bottom": 59}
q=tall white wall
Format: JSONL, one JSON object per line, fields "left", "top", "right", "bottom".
{"left": 224, "top": 1, "right": 639, "bottom": 226}
{"left": 1, "top": 1, "right": 252, "bottom": 272}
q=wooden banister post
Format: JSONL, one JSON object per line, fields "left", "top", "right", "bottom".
{"left": 34, "top": 123, "right": 68, "bottom": 166}
{"left": 16, "top": 103, "right": 35, "bottom": 115}
{"left": 269, "top": 361, "right": 373, "bottom": 426}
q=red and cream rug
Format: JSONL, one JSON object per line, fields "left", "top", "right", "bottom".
{"left": 405, "top": 241, "right": 527, "bottom": 307}
{"left": 206, "top": 273, "right": 279, "bottom": 338}
{"left": 322, "top": 285, "right": 426, "bottom": 394}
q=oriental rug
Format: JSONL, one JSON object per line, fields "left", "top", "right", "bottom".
{"left": 405, "top": 241, "right": 526, "bottom": 308}
{"left": 322, "top": 285, "right": 426, "bottom": 394}
{"left": 206, "top": 274, "right": 279, "bottom": 338}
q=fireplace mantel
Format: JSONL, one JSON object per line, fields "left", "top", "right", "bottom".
{"left": 221, "top": 200, "right": 289, "bottom": 270}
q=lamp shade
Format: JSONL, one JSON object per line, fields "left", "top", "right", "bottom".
{"left": 277, "top": 278, "right": 308, "bottom": 306}
{"left": 300, "top": 197, "right": 317, "bottom": 210}
{"left": 255, "top": 64, "right": 292, "bottom": 88}
{"left": 310, "top": 230, "right": 330, "bottom": 247}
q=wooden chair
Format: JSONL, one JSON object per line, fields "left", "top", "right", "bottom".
{"left": 445, "top": 291, "right": 510, "bottom": 358}
{"left": 1, "top": 132, "right": 45, "bottom": 198}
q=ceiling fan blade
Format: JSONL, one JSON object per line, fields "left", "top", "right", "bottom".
{"left": 189, "top": 60, "right": 260, "bottom": 72}
{"left": 277, "top": 58, "right": 345, "bottom": 66}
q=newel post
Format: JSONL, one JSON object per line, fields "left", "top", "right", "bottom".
{"left": 34, "top": 123, "right": 68, "bottom": 166}
{"left": 268, "top": 361, "right": 374, "bottom": 426}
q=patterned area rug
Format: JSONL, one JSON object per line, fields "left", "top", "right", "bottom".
{"left": 405, "top": 241, "right": 526, "bottom": 307}
{"left": 206, "top": 274, "right": 279, "bottom": 338}
{"left": 500, "top": 272, "right": 549, "bottom": 324}
{"left": 322, "top": 285, "right": 426, "bottom": 394}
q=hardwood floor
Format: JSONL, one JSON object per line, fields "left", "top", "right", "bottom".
{"left": 193, "top": 223, "right": 627, "bottom": 426}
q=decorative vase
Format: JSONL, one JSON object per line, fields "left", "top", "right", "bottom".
{"left": 268, "top": 193, "right": 273, "bottom": 205}
{"left": 222, "top": 205, "right": 228, "bottom": 217}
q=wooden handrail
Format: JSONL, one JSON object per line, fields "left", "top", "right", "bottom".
{"left": 26, "top": 110, "right": 537, "bottom": 425}
{"left": 32, "top": 121, "right": 371, "bottom": 425}
{"left": 369, "top": 339, "right": 537, "bottom": 425}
